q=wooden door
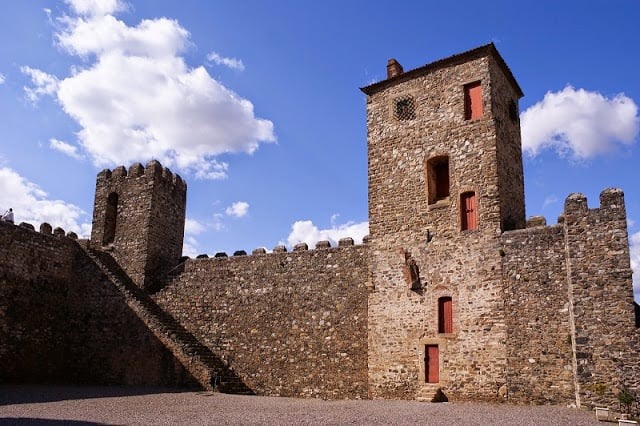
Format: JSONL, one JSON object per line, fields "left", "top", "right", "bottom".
{"left": 425, "top": 345, "right": 439, "bottom": 383}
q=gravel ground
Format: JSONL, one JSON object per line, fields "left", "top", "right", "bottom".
{"left": 0, "top": 386, "right": 604, "bottom": 425}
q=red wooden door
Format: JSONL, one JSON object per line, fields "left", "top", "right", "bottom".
{"left": 425, "top": 345, "right": 439, "bottom": 383}
{"left": 461, "top": 192, "right": 477, "bottom": 230}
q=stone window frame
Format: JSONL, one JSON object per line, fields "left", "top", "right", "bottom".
{"left": 425, "top": 154, "right": 451, "bottom": 207}
{"left": 433, "top": 287, "right": 457, "bottom": 338}
{"left": 462, "top": 79, "right": 484, "bottom": 121}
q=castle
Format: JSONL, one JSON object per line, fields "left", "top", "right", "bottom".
{"left": 1, "top": 44, "right": 638, "bottom": 408}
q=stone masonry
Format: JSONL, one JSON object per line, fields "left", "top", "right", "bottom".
{"left": 0, "top": 43, "right": 637, "bottom": 409}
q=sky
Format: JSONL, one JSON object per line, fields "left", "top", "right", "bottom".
{"left": 0, "top": 1, "right": 638, "bottom": 301}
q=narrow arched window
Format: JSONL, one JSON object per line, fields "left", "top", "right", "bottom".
{"left": 460, "top": 191, "right": 478, "bottom": 231}
{"left": 438, "top": 296, "right": 453, "bottom": 334}
{"left": 103, "top": 192, "right": 118, "bottom": 245}
{"left": 426, "top": 156, "right": 450, "bottom": 204}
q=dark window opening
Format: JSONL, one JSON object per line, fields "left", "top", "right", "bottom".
{"left": 464, "top": 81, "right": 483, "bottom": 120}
{"left": 103, "top": 192, "right": 118, "bottom": 245}
{"left": 635, "top": 302, "right": 639, "bottom": 328}
{"left": 425, "top": 345, "right": 439, "bottom": 383}
{"left": 427, "top": 156, "right": 450, "bottom": 204}
{"left": 438, "top": 296, "right": 453, "bottom": 334}
{"left": 509, "top": 99, "right": 519, "bottom": 122}
{"left": 460, "top": 191, "right": 478, "bottom": 231}
{"left": 394, "top": 96, "right": 416, "bottom": 121}
{"left": 502, "top": 217, "right": 516, "bottom": 232}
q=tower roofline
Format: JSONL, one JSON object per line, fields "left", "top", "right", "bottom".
{"left": 360, "top": 43, "right": 523, "bottom": 98}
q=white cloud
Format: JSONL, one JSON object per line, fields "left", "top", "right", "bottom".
{"left": 630, "top": 231, "right": 640, "bottom": 302}
{"left": 207, "top": 52, "right": 245, "bottom": 71}
{"left": 542, "top": 195, "right": 558, "bottom": 209}
{"left": 182, "top": 235, "right": 200, "bottom": 258}
{"left": 21, "top": 66, "right": 59, "bottom": 102}
{"left": 0, "top": 167, "right": 91, "bottom": 237}
{"left": 285, "top": 218, "right": 369, "bottom": 248}
{"left": 185, "top": 217, "right": 205, "bottom": 235}
{"left": 225, "top": 201, "right": 249, "bottom": 218}
{"left": 50, "top": 138, "right": 84, "bottom": 160}
{"left": 64, "top": 0, "right": 127, "bottom": 17}
{"left": 23, "top": 4, "right": 275, "bottom": 179}
{"left": 211, "top": 213, "right": 225, "bottom": 231}
{"left": 0, "top": 73, "right": 5, "bottom": 84}
{"left": 521, "top": 86, "right": 639, "bottom": 159}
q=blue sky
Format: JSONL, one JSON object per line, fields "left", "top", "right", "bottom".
{"left": 0, "top": 1, "right": 638, "bottom": 301}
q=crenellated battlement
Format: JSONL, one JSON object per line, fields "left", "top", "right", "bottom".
{"left": 563, "top": 188, "right": 626, "bottom": 220}
{"left": 96, "top": 160, "right": 186, "bottom": 193}
{"left": 511, "top": 188, "right": 628, "bottom": 235}
{"left": 1, "top": 219, "right": 82, "bottom": 241}
{"left": 187, "top": 236, "right": 369, "bottom": 262}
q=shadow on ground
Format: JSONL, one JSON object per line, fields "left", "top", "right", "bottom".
{"left": 0, "top": 419, "right": 105, "bottom": 426}
{"left": 0, "top": 385, "right": 186, "bottom": 406}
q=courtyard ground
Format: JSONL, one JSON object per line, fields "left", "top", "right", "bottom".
{"left": 0, "top": 386, "right": 604, "bottom": 425}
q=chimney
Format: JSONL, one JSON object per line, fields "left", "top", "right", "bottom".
{"left": 386, "top": 58, "right": 403, "bottom": 79}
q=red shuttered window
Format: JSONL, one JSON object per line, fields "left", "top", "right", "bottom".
{"left": 461, "top": 191, "right": 478, "bottom": 231}
{"left": 438, "top": 297, "right": 453, "bottom": 334}
{"left": 464, "top": 81, "right": 483, "bottom": 120}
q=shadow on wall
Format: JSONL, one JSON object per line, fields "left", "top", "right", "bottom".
{"left": 635, "top": 302, "right": 639, "bottom": 328}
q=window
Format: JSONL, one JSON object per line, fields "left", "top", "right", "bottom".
{"left": 509, "top": 99, "right": 519, "bottom": 122}
{"left": 103, "top": 192, "right": 118, "bottom": 245}
{"left": 464, "top": 81, "right": 483, "bottom": 120}
{"left": 460, "top": 191, "right": 478, "bottom": 231}
{"left": 394, "top": 96, "right": 416, "bottom": 121}
{"left": 438, "top": 297, "right": 453, "bottom": 334}
{"left": 426, "top": 156, "right": 449, "bottom": 204}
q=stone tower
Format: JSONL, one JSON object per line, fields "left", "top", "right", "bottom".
{"left": 361, "top": 44, "right": 525, "bottom": 400}
{"left": 90, "top": 160, "right": 187, "bottom": 291}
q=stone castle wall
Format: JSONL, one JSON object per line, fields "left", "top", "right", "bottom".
{"left": 153, "top": 241, "right": 370, "bottom": 399}
{"left": 502, "top": 224, "right": 575, "bottom": 404}
{"left": 502, "top": 189, "right": 639, "bottom": 407}
{"left": 563, "top": 189, "right": 639, "bottom": 408}
{"left": 0, "top": 221, "right": 194, "bottom": 386}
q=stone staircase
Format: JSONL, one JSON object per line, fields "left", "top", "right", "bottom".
{"left": 415, "top": 385, "right": 440, "bottom": 402}
{"left": 83, "top": 247, "right": 253, "bottom": 395}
